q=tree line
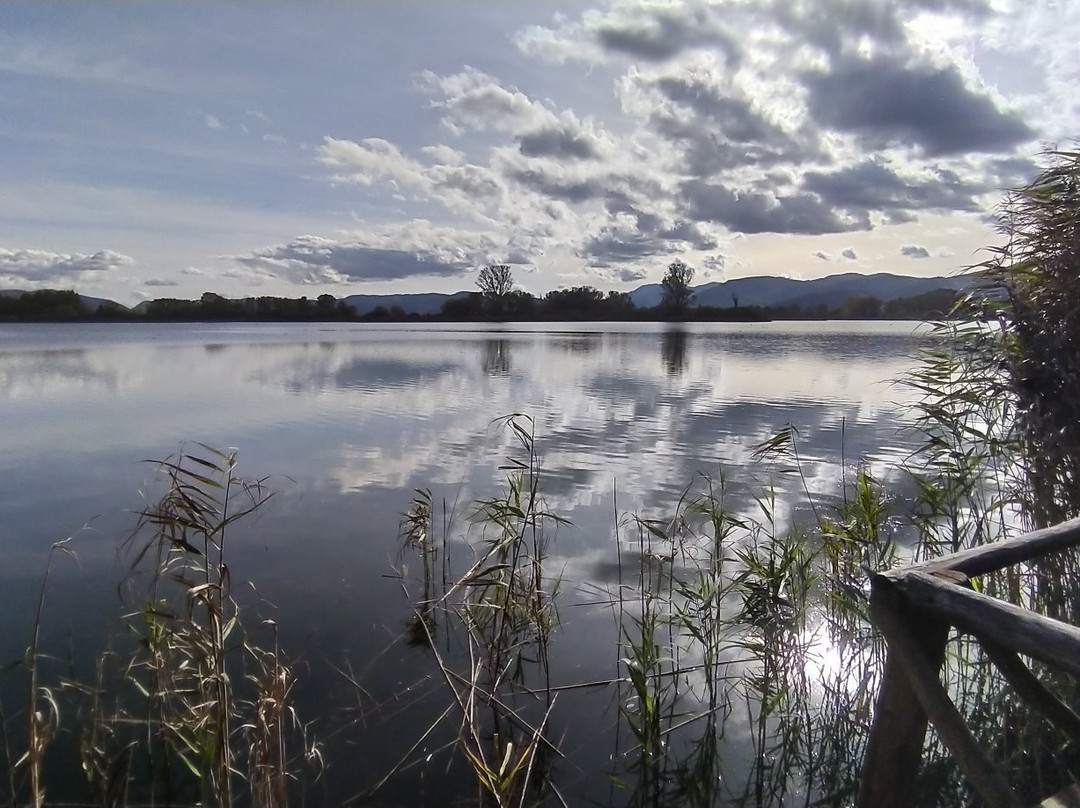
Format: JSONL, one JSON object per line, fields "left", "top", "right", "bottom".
{"left": 1, "top": 261, "right": 964, "bottom": 323}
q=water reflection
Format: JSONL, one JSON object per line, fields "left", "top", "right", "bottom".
{"left": 0, "top": 321, "right": 932, "bottom": 806}
{"left": 480, "top": 338, "right": 512, "bottom": 375}
{"left": 661, "top": 327, "right": 689, "bottom": 375}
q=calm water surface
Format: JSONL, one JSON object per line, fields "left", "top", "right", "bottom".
{"left": 0, "top": 320, "right": 930, "bottom": 804}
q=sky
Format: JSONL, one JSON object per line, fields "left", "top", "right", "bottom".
{"left": 1, "top": 1, "right": 1076, "bottom": 306}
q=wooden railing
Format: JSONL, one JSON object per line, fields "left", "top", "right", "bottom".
{"left": 858, "top": 517, "right": 1080, "bottom": 808}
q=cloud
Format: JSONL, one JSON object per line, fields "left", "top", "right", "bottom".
{"left": 144, "top": 277, "right": 179, "bottom": 287}
{"left": 516, "top": 1, "right": 741, "bottom": 65}
{"left": 813, "top": 250, "right": 831, "bottom": 261}
{"left": 700, "top": 253, "right": 728, "bottom": 280}
{"left": 418, "top": 67, "right": 552, "bottom": 135}
{"left": 620, "top": 55, "right": 821, "bottom": 175}
{"left": 614, "top": 266, "right": 648, "bottom": 283}
{"left": 233, "top": 224, "right": 525, "bottom": 285}
{"left": 680, "top": 180, "right": 866, "bottom": 235}
{"left": 420, "top": 68, "right": 612, "bottom": 164}
{"left": 304, "top": 1, "right": 1062, "bottom": 283}
{"left": 0, "top": 247, "right": 134, "bottom": 284}
{"left": 518, "top": 124, "right": 601, "bottom": 160}
{"left": 802, "top": 53, "right": 1033, "bottom": 155}
{"left": 317, "top": 137, "right": 427, "bottom": 188}
{"left": 592, "top": 2, "right": 740, "bottom": 63}
{"left": 901, "top": 244, "right": 931, "bottom": 258}
{"left": 802, "top": 160, "right": 987, "bottom": 215}
{"left": 204, "top": 114, "right": 224, "bottom": 130}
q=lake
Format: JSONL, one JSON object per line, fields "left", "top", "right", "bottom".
{"left": 0, "top": 320, "right": 932, "bottom": 805}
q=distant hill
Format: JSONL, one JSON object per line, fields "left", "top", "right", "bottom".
{"left": 2, "top": 274, "right": 974, "bottom": 319}
{"left": 628, "top": 272, "right": 971, "bottom": 310}
{"left": 342, "top": 291, "right": 471, "bottom": 316}
{"left": 0, "top": 289, "right": 128, "bottom": 312}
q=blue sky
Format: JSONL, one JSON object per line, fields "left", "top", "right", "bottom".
{"left": 1, "top": 1, "right": 1076, "bottom": 305}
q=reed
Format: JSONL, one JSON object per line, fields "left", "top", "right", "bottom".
{"left": 5, "top": 447, "right": 319, "bottom": 808}
{"left": 387, "top": 415, "right": 565, "bottom": 807}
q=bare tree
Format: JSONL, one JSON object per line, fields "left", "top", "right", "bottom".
{"left": 477, "top": 264, "right": 514, "bottom": 317}
{"left": 661, "top": 259, "right": 695, "bottom": 315}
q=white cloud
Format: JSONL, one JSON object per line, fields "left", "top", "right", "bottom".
{"left": 418, "top": 67, "right": 554, "bottom": 135}
{"left": 0, "top": 247, "right": 134, "bottom": 285}
{"left": 317, "top": 137, "right": 428, "bottom": 188}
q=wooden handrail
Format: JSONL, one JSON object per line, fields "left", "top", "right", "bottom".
{"left": 858, "top": 519, "right": 1080, "bottom": 807}
{"left": 903, "top": 515, "right": 1080, "bottom": 577}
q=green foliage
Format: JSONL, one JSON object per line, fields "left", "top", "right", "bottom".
{"left": 966, "top": 147, "right": 1080, "bottom": 526}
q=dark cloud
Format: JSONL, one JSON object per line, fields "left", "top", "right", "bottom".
{"left": 505, "top": 166, "right": 606, "bottom": 203}
{"left": 615, "top": 266, "right": 647, "bottom": 283}
{"left": 841, "top": 248, "right": 858, "bottom": 260}
{"left": 802, "top": 160, "right": 985, "bottom": 214}
{"left": 774, "top": 0, "right": 991, "bottom": 62}
{"left": 604, "top": 194, "right": 717, "bottom": 250}
{"left": 236, "top": 236, "right": 472, "bottom": 283}
{"left": 987, "top": 156, "right": 1040, "bottom": 188}
{"left": 594, "top": 4, "right": 740, "bottom": 63}
{"left": 632, "top": 70, "right": 820, "bottom": 174}
{"left": 652, "top": 77, "right": 780, "bottom": 144}
{"left": 144, "top": 278, "right": 179, "bottom": 287}
{"left": 775, "top": 3, "right": 898, "bottom": 53}
{"left": 813, "top": 250, "right": 831, "bottom": 261}
{"left": 580, "top": 216, "right": 716, "bottom": 268}
{"left": 605, "top": 195, "right": 664, "bottom": 234}
{"left": 901, "top": 245, "right": 931, "bottom": 258}
{"left": 0, "top": 248, "right": 133, "bottom": 283}
{"left": 658, "top": 220, "right": 718, "bottom": 250}
{"left": 883, "top": 209, "right": 919, "bottom": 225}
{"left": 680, "top": 180, "right": 867, "bottom": 234}
{"left": 518, "top": 125, "right": 600, "bottom": 160}
{"left": 803, "top": 54, "right": 1033, "bottom": 155}
{"left": 580, "top": 229, "right": 674, "bottom": 267}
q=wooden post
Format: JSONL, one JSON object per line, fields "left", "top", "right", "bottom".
{"left": 857, "top": 574, "right": 949, "bottom": 808}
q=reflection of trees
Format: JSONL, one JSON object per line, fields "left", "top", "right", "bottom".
{"left": 553, "top": 336, "right": 598, "bottom": 354}
{"left": 481, "top": 339, "right": 512, "bottom": 376}
{"left": 661, "top": 328, "right": 689, "bottom": 376}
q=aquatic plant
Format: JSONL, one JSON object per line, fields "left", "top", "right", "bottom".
{"left": 3, "top": 447, "right": 320, "bottom": 808}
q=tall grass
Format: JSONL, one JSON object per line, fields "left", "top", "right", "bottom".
{"left": 3, "top": 447, "right": 320, "bottom": 808}
{"left": 389, "top": 415, "right": 565, "bottom": 807}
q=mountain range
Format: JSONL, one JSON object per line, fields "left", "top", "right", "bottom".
{"left": 343, "top": 272, "right": 970, "bottom": 315}
{"left": 4, "top": 272, "right": 972, "bottom": 317}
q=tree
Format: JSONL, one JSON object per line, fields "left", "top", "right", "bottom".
{"left": 476, "top": 264, "right": 514, "bottom": 317}
{"left": 661, "top": 259, "right": 695, "bottom": 315}
{"left": 544, "top": 285, "right": 605, "bottom": 318}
